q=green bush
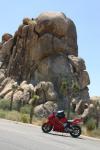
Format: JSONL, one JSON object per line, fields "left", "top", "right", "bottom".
{"left": 20, "top": 105, "right": 31, "bottom": 114}
{"left": 5, "top": 111, "right": 21, "bottom": 121}
{"left": 0, "top": 109, "right": 6, "bottom": 118}
{"left": 12, "top": 101, "right": 19, "bottom": 110}
{"left": 20, "top": 114, "right": 29, "bottom": 123}
{"left": 0, "top": 99, "right": 10, "bottom": 110}
{"left": 86, "top": 118, "right": 96, "bottom": 131}
{"left": 0, "top": 108, "right": 30, "bottom": 123}
{"left": 91, "top": 128, "right": 100, "bottom": 138}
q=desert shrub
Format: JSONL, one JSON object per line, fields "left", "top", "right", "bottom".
{"left": 12, "top": 100, "right": 23, "bottom": 112}
{"left": 0, "top": 109, "right": 6, "bottom": 118}
{"left": 5, "top": 111, "right": 20, "bottom": 121}
{"left": 91, "top": 128, "right": 100, "bottom": 138}
{"left": 0, "top": 109, "right": 29, "bottom": 123}
{"left": 20, "top": 114, "right": 29, "bottom": 123}
{"left": 86, "top": 118, "right": 96, "bottom": 131}
{"left": 20, "top": 105, "right": 31, "bottom": 114}
{"left": 0, "top": 99, "right": 10, "bottom": 110}
{"left": 12, "top": 101, "right": 18, "bottom": 110}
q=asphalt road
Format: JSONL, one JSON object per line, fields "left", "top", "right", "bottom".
{"left": 0, "top": 119, "right": 100, "bottom": 150}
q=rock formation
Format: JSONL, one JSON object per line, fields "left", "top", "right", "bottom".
{"left": 0, "top": 12, "right": 90, "bottom": 116}
{"left": 80, "top": 97, "right": 100, "bottom": 127}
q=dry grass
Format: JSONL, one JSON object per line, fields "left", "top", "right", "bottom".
{"left": 32, "top": 117, "right": 47, "bottom": 126}
{"left": 82, "top": 126, "right": 100, "bottom": 138}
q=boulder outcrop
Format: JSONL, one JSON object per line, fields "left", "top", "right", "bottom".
{"left": 0, "top": 12, "right": 90, "bottom": 113}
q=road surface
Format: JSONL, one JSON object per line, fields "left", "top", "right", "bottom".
{"left": 0, "top": 119, "right": 100, "bottom": 150}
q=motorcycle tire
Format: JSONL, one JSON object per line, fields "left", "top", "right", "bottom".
{"left": 42, "top": 123, "right": 52, "bottom": 133}
{"left": 70, "top": 125, "right": 81, "bottom": 138}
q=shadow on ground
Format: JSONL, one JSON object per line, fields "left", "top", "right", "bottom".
{"left": 43, "top": 131, "right": 83, "bottom": 140}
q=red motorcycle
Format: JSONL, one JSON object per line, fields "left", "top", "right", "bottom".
{"left": 42, "top": 110, "right": 82, "bottom": 138}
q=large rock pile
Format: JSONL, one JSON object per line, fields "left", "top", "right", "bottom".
{"left": 80, "top": 97, "right": 100, "bottom": 125}
{"left": 0, "top": 12, "right": 90, "bottom": 116}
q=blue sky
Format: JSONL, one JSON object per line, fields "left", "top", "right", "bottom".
{"left": 0, "top": 0, "right": 100, "bottom": 96}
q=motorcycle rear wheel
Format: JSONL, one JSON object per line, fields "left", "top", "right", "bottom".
{"left": 70, "top": 125, "right": 81, "bottom": 138}
{"left": 42, "top": 123, "right": 52, "bottom": 133}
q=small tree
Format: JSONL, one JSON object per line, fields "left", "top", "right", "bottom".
{"left": 95, "top": 101, "right": 100, "bottom": 129}
{"left": 60, "top": 74, "right": 80, "bottom": 119}
{"left": 40, "top": 83, "right": 47, "bottom": 108}
{"left": 72, "top": 83, "right": 80, "bottom": 97}
{"left": 16, "top": 99, "right": 22, "bottom": 112}
{"left": 29, "top": 95, "right": 39, "bottom": 124}
{"left": 60, "top": 75, "right": 72, "bottom": 119}
{"left": 10, "top": 82, "right": 18, "bottom": 111}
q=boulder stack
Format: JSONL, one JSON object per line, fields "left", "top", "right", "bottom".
{"left": 0, "top": 12, "right": 90, "bottom": 115}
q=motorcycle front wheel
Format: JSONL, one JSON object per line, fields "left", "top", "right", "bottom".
{"left": 70, "top": 125, "right": 81, "bottom": 138}
{"left": 42, "top": 123, "right": 52, "bottom": 133}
